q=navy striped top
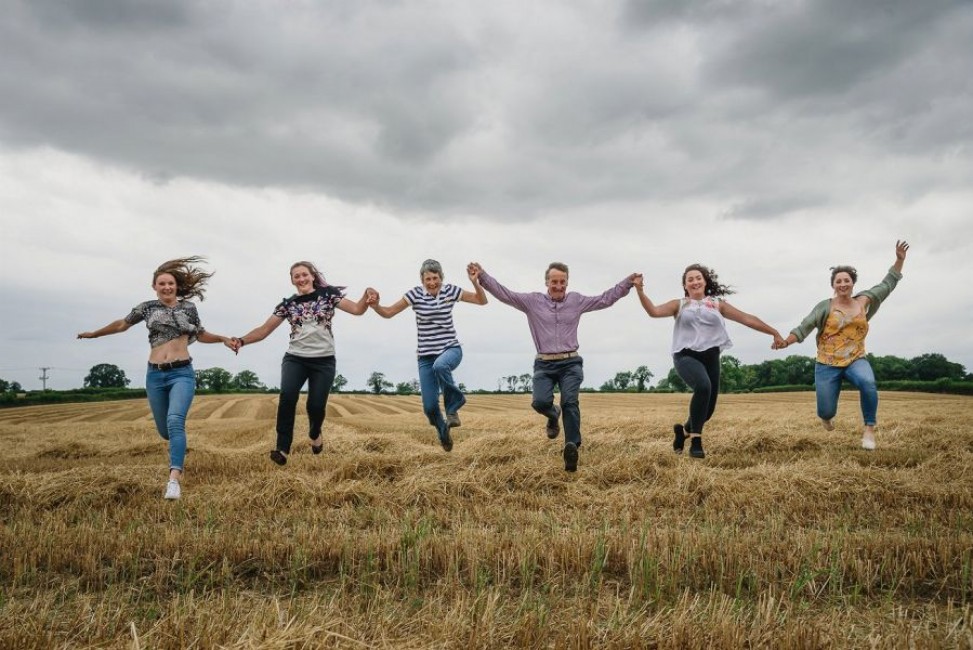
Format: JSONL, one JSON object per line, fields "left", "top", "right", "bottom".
{"left": 404, "top": 283, "right": 463, "bottom": 355}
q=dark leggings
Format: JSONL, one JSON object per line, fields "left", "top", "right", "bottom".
{"left": 673, "top": 347, "right": 721, "bottom": 436}
{"left": 276, "top": 353, "right": 337, "bottom": 453}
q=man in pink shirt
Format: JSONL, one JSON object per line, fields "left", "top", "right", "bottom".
{"left": 470, "top": 262, "right": 638, "bottom": 472}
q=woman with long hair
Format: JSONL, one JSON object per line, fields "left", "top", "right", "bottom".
{"left": 231, "top": 261, "right": 375, "bottom": 465}
{"left": 635, "top": 264, "right": 783, "bottom": 458}
{"left": 77, "top": 256, "right": 235, "bottom": 500}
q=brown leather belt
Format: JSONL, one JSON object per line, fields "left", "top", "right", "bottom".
{"left": 535, "top": 351, "right": 579, "bottom": 361}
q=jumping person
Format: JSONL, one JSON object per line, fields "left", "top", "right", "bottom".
{"left": 369, "top": 259, "right": 487, "bottom": 451}
{"left": 77, "top": 256, "right": 235, "bottom": 500}
{"left": 635, "top": 265, "right": 783, "bottom": 458}
{"left": 470, "top": 261, "right": 638, "bottom": 472}
{"left": 231, "top": 261, "right": 375, "bottom": 466}
{"left": 776, "top": 240, "right": 909, "bottom": 450}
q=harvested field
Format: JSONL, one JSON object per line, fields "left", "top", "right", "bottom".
{"left": 1, "top": 392, "right": 971, "bottom": 648}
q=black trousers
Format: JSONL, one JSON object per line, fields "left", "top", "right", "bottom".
{"left": 673, "top": 347, "right": 721, "bottom": 435}
{"left": 276, "top": 353, "right": 337, "bottom": 453}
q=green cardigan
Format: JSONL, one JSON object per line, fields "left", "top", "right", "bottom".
{"left": 790, "top": 267, "right": 904, "bottom": 345}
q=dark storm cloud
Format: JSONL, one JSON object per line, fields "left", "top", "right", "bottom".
{"left": 1, "top": 0, "right": 971, "bottom": 217}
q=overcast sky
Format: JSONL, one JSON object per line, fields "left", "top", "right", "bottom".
{"left": 1, "top": 0, "right": 971, "bottom": 392}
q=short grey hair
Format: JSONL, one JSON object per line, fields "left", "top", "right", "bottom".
{"left": 419, "top": 259, "right": 443, "bottom": 279}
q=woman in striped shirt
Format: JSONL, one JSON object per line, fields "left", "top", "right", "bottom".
{"left": 371, "top": 260, "right": 487, "bottom": 451}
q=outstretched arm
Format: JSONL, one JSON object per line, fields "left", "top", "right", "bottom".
{"left": 197, "top": 330, "right": 234, "bottom": 347}
{"left": 460, "top": 263, "right": 488, "bottom": 305}
{"left": 577, "top": 273, "right": 637, "bottom": 312}
{"left": 470, "top": 262, "right": 532, "bottom": 312}
{"left": 372, "top": 296, "right": 410, "bottom": 318}
{"left": 721, "top": 302, "right": 784, "bottom": 347}
{"left": 337, "top": 288, "right": 374, "bottom": 316}
{"left": 633, "top": 275, "right": 679, "bottom": 318}
{"left": 77, "top": 319, "right": 132, "bottom": 339}
{"left": 234, "top": 315, "right": 285, "bottom": 350}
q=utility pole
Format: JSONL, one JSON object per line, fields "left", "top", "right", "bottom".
{"left": 39, "top": 367, "right": 51, "bottom": 390}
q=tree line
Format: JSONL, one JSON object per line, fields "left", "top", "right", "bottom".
{"left": 2, "top": 352, "right": 968, "bottom": 400}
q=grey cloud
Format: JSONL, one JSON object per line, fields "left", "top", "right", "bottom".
{"left": 0, "top": 0, "right": 971, "bottom": 218}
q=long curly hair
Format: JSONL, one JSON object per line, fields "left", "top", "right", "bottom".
{"left": 153, "top": 256, "right": 213, "bottom": 301}
{"left": 682, "top": 263, "right": 734, "bottom": 297}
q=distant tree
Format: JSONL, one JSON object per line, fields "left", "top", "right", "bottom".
{"left": 632, "top": 366, "right": 653, "bottom": 392}
{"left": 657, "top": 367, "right": 688, "bottom": 392}
{"left": 232, "top": 370, "right": 265, "bottom": 390}
{"left": 867, "top": 354, "right": 913, "bottom": 381}
{"left": 613, "top": 371, "right": 633, "bottom": 391}
{"left": 395, "top": 379, "right": 420, "bottom": 395}
{"left": 505, "top": 375, "right": 518, "bottom": 392}
{"left": 196, "top": 367, "right": 233, "bottom": 392}
{"left": 910, "top": 353, "right": 966, "bottom": 381}
{"left": 458, "top": 382, "right": 467, "bottom": 393}
{"left": 84, "top": 363, "right": 130, "bottom": 389}
{"left": 0, "top": 378, "right": 17, "bottom": 393}
{"left": 518, "top": 373, "right": 532, "bottom": 392}
{"left": 332, "top": 374, "right": 348, "bottom": 392}
{"left": 367, "top": 371, "right": 393, "bottom": 395}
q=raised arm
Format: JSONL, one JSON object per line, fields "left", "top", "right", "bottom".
{"left": 472, "top": 263, "right": 533, "bottom": 312}
{"left": 633, "top": 275, "right": 679, "bottom": 318}
{"left": 77, "top": 319, "right": 132, "bottom": 339}
{"left": 892, "top": 239, "right": 909, "bottom": 274}
{"left": 576, "top": 273, "right": 637, "bottom": 312}
{"left": 460, "top": 263, "right": 488, "bottom": 305}
{"left": 721, "top": 302, "right": 784, "bottom": 347}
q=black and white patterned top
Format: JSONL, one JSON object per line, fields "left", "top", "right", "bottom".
{"left": 272, "top": 286, "right": 345, "bottom": 357}
{"left": 404, "top": 283, "right": 463, "bottom": 356}
{"left": 125, "top": 300, "right": 205, "bottom": 348}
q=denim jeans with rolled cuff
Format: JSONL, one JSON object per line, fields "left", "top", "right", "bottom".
{"left": 417, "top": 346, "right": 465, "bottom": 431}
{"left": 145, "top": 363, "right": 196, "bottom": 471}
{"left": 814, "top": 358, "right": 878, "bottom": 426}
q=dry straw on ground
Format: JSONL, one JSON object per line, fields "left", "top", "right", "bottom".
{"left": 1, "top": 392, "right": 971, "bottom": 649}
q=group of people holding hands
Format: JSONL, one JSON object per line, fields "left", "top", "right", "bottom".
{"left": 78, "top": 240, "right": 909, "bottom": 499}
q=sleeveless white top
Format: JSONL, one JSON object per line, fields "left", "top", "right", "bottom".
{"left": 671, "top": 296, "right": 733, "bottom": 354}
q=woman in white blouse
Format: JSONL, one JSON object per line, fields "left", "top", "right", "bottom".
{"left": 634, "top": 265, "right": 783, "bottom": 459}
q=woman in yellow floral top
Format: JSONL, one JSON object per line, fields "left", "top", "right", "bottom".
{"left": 778, "top": 241, "right": 909, "bottom": 450}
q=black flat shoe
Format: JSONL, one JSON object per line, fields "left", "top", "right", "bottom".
{"left": 270, "top": 450, "right": 287, "bottom": 465}
{"left": 673, "top": 424, "right": 686, "bottom": 454}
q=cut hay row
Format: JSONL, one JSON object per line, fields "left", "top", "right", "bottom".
{"left": 1, "top": 392, "right": 971, "bottom": 648}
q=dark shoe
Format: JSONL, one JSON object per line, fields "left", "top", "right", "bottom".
{"left": 438, "top": 423, "right": 453, "bottom": 452}
{"left": 689, "top": 436, "right": 705, "bottom": 459}
{"left": 310, "top": 436, "right": 323, "bottom": 455}
{"left": 563, "top": 442, "right": 579, "bottom": 472}
{"left": 673, "top": 424, "right": 686, "bottom": 454}
{"left": 270, "top": 450, "right": 287, "bottom": 466}
{"left": 446, "top": 412, "right": 461, "bottom": 428}
{"left": 546, "top": 405, "right": 562, "bottom": 439}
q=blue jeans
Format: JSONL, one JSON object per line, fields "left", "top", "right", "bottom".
{"left": 277, "top": 354, "right": 337, "bottom": 453}
{"left": 417, "top": 346, "right": 465, "bottom": 431}
{"left": 532, "top": 357, "right": 584, "bottom": 446}
{"left": 815, "top": 358, "right": 878, "bottom": 426}
{"left": 145, "top": 364, "right": 196, "bottom": 471}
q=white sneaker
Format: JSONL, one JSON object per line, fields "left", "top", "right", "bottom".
{"left": 164, "top": 479, "right": 181, "bottom": 500}
{"left": 861, "top": 435, "right": 876, "bottom": 451}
